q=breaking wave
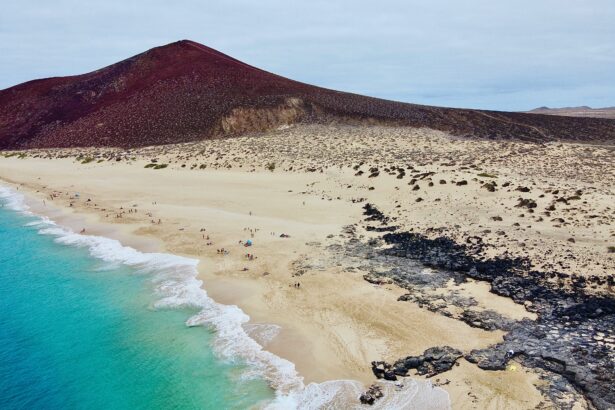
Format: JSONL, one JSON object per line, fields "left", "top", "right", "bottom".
{"left": 0, "top": 185, "right": 451, "bottom": 409}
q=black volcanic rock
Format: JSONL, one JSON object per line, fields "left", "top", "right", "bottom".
{"left": 357, "top": 204, "right": 615, "bottom": 409}
{"left": 392, "top": 346, "right": 463, "bottom": 377}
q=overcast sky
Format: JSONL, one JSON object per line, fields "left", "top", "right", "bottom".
{"left": 1, "top": 1, "right": 614, "bottom": 111}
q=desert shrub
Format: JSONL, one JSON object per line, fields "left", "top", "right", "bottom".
{"left": 144, "top": 163, "right": 156, "bottom": 168}
{"left": 477, "top": 172, "right": 497, "bottom": 178}
{"left": 608, "top": 246, "right": 615, "bottom": 253}
{"left": 266, "top": 162, "right": 276, "bottom": 172}
{"left": 153, "top": 164, "right": 168, "bottom": 169}
{"left": 81, "top": 157, "right": 94, "bottom": 164}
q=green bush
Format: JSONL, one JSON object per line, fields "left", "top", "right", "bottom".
{"left": 265, "top": 162, "right": 276, "bottom": 172}
{"left": 153, "top": 164, "right": 168, "bottom": 169}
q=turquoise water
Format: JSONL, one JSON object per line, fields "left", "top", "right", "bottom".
{"left": 0, "top": 200, "right": 274, "bottom": 409}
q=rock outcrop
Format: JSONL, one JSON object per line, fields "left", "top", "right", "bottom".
{"left": 357, "top": 204, "right": 615, "bottom": 409}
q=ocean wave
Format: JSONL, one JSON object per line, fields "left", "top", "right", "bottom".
{"left": 243, "top": 323, "right": 282, "bottom": 347}
{"left": 0, "top": 185, "right": 29, "bottom": 212}
{"left": 0, "top": 184, "right": 451, "bottom": 409}
{"left": 267, "top": 379, "right": 450, "bottom": 410}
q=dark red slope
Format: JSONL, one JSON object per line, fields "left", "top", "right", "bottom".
{"left": 1, "top": 40, "right": 614, "bottom": 149}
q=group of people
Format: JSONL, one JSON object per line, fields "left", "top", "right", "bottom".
{"left": 65, "top": 193, "right": 297, "bottom": 281}
{"left": 38, "top": 190, "right": 312, "bottom": 293}
{"left": 244, "top": 253, "right": 256, "bottom": 260}
{"left": 269, "top": 232, "right": 290, "bottom": 238}
{"left": 243, "top": 227, "right": 258, "bottom": 238}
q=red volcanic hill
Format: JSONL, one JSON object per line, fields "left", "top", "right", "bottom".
{"left": 1, "top": 40, "right": 614, "bottom": 149}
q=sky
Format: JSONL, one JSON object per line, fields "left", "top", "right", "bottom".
{"left": 1, "top": 1, "right": 614, "bottom": 111}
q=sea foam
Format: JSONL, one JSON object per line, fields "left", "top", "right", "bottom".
{"left": 0, "top": 185, "right": 451, "bottom": 409}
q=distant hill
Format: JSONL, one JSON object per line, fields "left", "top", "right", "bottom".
{"left": 1, "top": 39, "right": 615, "bottom": 149}
{"left": 527, "top": 106, "right": 615, "bottom": 119}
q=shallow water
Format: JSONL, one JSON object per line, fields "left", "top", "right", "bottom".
{"left": 0, "top": 192, "right": 273, "bottom": 409}
{"left": 0, "top": 185, "right": 451, "bottom": 410}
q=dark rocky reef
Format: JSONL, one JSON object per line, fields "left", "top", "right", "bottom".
{"left": 371, "top": 361, "right": 398, "bottom": 381}
{"left": 390, "top": 346, "right": 463, "bottom": 378}
{"left": 358, "top": 203, "right": 615, "bottom": 409}
{"left": 359, "top": 384, "right": 384, "bottom": 405}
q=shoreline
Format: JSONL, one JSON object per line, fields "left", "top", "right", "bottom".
{"left": 0, "top": 185, "right": 302, "bottom": 401}
{"left": 0, "top": 183, "right": 413, "bottom": 408}
{"left": 0, "top": 148, "right": 549, "bottom": 408}
{"left": 4, "top": 125, "right": 609, "bottom": 408}
{"left": 0, "top": 182, "right": 456, "bottom": 408}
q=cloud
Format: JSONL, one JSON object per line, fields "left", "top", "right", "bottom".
{"left": 1, "top": 0, "right": 613, "bottom": 110}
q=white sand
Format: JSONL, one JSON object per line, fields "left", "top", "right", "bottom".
{"left": 3, "top": 125, "right": 611, "bottom": 408}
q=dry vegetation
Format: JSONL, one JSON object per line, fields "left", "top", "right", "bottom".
{"left": 12, "top": 124, "right": 615, "bottom": 281}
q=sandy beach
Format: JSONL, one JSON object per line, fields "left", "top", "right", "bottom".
{"left": 1, "top": 125, "right": 613, "bottom": 408}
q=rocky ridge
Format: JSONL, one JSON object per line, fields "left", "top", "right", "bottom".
{"left": 355, "top": 204, "right": 615, "bottom": 409}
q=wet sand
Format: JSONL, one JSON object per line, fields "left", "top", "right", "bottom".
{"left": 3, "top": 125, "right": 612, "bottom": 408}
